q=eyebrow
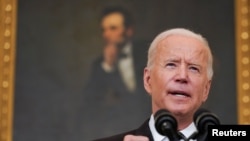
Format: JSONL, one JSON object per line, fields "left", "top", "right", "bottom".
{"left": 164, "top": 58, "right": 202, "bottom": 67}
{"left": 188, "top": 63, "right": 202, "bottom": 67}
{"left": 164, "top": 58, "right": 180, "bottom": 63}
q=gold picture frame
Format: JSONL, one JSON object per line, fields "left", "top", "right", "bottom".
{"left": 235, "top": 0, "right": 250, "bottom": 124}
{"left": 0, "top": 0, "right": 249, "bottom": 141}
{"left": 0, "top": 0, "right": 17, "bottom": 141}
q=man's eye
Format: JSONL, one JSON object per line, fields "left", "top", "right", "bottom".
{"left": 189, "top": 66, "right": 200, "bottom": 72}
{"left": 166, "top": 63, "right": 176, "bottom": 68}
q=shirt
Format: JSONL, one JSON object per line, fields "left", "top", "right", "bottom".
{"left": 102, "top": 42, "right": 136, "bottom": 93}
{"left": 118, "top": 42, "right": 136, "bottom": 92}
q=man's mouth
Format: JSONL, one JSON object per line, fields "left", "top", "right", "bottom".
{"left": 168, "top": 90, "right": 191, "bottom": 98}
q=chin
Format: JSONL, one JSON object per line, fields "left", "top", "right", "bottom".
{"left": 169, "top": 106, "right": 189, "bottom": 116}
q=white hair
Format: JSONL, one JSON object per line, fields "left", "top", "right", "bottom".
{"left": 147, "top": 28, "right": 213, "bottom": 79}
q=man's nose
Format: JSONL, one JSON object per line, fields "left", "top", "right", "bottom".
{"left": 175, "top": 66, "right": 188, "bottom": 83}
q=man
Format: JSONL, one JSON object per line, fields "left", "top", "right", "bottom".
{"left": 86, "top": 6, "right": 150, "bottom": 96}
{"left": 82, "top": 6, "right": 151, "bottom": 139}
{"left": 93, "top": 28, "right": 214, "bottom": 141}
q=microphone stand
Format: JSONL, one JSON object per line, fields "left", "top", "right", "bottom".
{"left": 160, "top": 122, "right": 181, "bottom": 141}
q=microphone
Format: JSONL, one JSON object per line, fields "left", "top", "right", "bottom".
{"left": 193, "top": 108, "right": 220, "bottom": 141}
{"left": 154, "top": 109, "right": 181, "bottom": 141}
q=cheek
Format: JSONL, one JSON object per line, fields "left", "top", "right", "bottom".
{"left": 151, "top": 72, "right": 169, "bottom": 94}
{"left": 108, "top": 32, "right": 123, "bottom": 41}
{"left": 202, "top": 82, "right": 210, "bottom": 101}
{"left": 192, "top": 80, "right": 208, "bottom": 101}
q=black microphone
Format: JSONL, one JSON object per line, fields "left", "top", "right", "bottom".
{"left": 154, "top": 109, "right": 181, "bottom": 141}
{"left": 193, "top": 108, "right": 220, "bottom": 141}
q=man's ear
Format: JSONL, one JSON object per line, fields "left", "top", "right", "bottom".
{"left": 144, "top": 68, "right": 152, "bottom": 95}
{"left": 202, "top": 80, "right": 211, "bottom": 102}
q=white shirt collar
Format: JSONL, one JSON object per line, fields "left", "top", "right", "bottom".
{"left": 148, "top": 114, "right": 197, "bottom": 141}
{"left": 149, "top": 114, "right": 166, "bottom": 141}
{"left": 180, "top": 121, "right": 197, "bottom": 139}
{"left": 121, "top": 42, "right": 132, "bottom": 56}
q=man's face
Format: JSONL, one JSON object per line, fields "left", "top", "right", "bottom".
{"left": 144, "top": 35, "right": 211, "bottom": 118}
{"left": 101, "top": 12, "right": 127, "bottom": 44}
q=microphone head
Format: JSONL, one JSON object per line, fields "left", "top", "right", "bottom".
{"left": 154, "top": 109, "right": 178, "bottom": 136}
{"left": 194, "top": 108, "right": 220, "bottom": 133}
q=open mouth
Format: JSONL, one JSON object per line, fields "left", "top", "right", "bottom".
{"left": 168, "top": 90, "right": 191, "bottom": 98}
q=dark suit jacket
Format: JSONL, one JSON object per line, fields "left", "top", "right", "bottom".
{"left": 76, "top": 39, "right": 152, "bottom": 141}
{"left": 83, "top": 39, "right": 151, "bottom": 118}
{"left": 92, "top": 119, "right": 154, "bottom": 141}
{"left": 85, "top": 39, "right": 150, "bottom": 98}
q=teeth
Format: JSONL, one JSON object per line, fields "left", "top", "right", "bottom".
{"left": 173, "top": 93, "right": 187, "bottom": 97}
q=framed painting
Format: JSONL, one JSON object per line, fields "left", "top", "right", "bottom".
{"left": 0, "top": 0, "right": 249, "bottom": 141}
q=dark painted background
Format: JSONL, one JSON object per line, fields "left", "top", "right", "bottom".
{"left": 14, "top": 0, "right": 236, "bottom": 141}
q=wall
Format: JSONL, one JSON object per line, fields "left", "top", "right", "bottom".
{"left": 14, "top": 0, "right": 236, "bottom": 141}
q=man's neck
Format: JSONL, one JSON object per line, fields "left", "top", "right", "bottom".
{"left": 149, "top": 114, "right": 197, "bottom": 141}
{"left": 175, "top": 114, "right": 194, "bottom": 130}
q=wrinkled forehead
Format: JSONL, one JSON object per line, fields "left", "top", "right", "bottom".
{"left": 159, "top": 35, "right": 209, "bottom": 51}
{"left": 157, "top": 35, "right": 210, "bottom": 61}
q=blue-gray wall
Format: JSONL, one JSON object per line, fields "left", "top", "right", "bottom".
{"left": 14, "top": 0, "right": 236, "bottom": 141}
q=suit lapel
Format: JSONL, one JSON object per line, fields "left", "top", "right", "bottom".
{"left": 134, "top": 119, "right": 154, "bottom": 141}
